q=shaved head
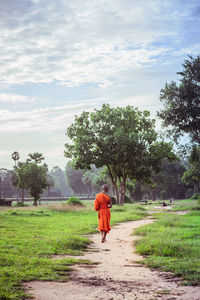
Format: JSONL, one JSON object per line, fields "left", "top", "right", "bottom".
{"left": 102, "top": 184, "right": 109, "bottom": 193}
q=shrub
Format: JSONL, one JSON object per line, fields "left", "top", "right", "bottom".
{"left": 14, "top": 202, "right": 28, "bottom": 207}
{"left": 191, "top": 193, "right": 200, "bottom": 200}
{"left": 66, "top": 197, "right": 84, "bottom": 206}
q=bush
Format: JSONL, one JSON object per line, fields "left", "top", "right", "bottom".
{"left": 14, "top": 202, "right": 28, "bottom": 207}
{"left": 190, "top": 193, "right": 200, "bottom": 200}
{"left": 66, "top": 197, "right": 84, "bottom": 206}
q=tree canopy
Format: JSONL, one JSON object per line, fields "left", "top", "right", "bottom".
{"left": 65, "top": 104, "right": 175, "bottom": 204}
{"left": 158, "top": 55, "right": 200, "bottom": 144}
{"left": 12, "top": 152, "right": 50, "bottom": 205}
{"left": 182, "top": 146, "right": 200, "bottom": 194}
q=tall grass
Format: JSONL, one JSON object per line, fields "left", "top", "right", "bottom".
{"left": 0, "top": 203, "right": 146, "bottom": 299}
{"left": 135, "top": 206, "right": 200, "bottom": 285}
{"left": 171, "top": 199, "right": 200, "bottom": 211}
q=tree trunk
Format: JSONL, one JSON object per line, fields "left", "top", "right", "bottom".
{"left": 33, "top": 197, "right": 38, "bottom": 206}
{"left": 107, "top": 165, "right": 119, "bottom": 204}
{"left": 21, "top": 189, "right": 24, "bottom": 202}
{"left": 119, "top": 179, "right": 126, "bottom": 205}
{"left": 112, "top": 183, "right": 119, "bottom": 205}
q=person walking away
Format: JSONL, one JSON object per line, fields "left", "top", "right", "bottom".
{"left": 94, "top": 184, "right": 112, "bottom": 243}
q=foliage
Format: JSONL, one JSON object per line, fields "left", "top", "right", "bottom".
{"left": 185, "top": 188, "right": 195, "bottom": 199}
{"left": 65, "top": 162, "right": 88, "bottom": 194}
{"left": 127, "top": 181, "right": 143, "bottom": 201}
{"left": 14, "top": 201, "right": 29, "bottom": 207}
{"left": 26, "top": 152, "right": 45, "bottom": 164}
{"left": 158, "top": 55, "right": 200, "bottom": 144}
{"left": 135, "top": 206, "right": 200, "bottom": 285}
{"left": 67, "top": 196, "right": 84, "bottom": 206}
{"left": 91, "top": 166, "right": 110, "bottom": 191}
{"left": 182, "top": 146, "right": 200, "bottom": 194}
{"left": 82, "top": 166, "right": 110, "bottom": 193}
{"left": 11, "top": 151, "right": 19, "bottom": 167}
{"left": 12, "top": 153, "right": 50, "bottom": 206}
{"left": 49, "top": 166, "right": 72, "bottom": 196}
{"left": 65, "top": 104, "right": 175, "bottom": 205}
{"left": 151, "top": 159, "right": 187, "bottom": 200}
{"left": 13, "top": 162, "right": 28, "bottom": 202}
{"left": 23, "top": 162, "right": 50, "bottom": 206}
{"left": 191, "top": 193, "right": 200, "bottom": 200}
{"left": 0, "top": 203, "right": 146, "bottom": 299}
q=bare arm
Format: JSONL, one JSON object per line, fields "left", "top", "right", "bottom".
{"left": 108, "top": 198, "right": 112, "bottom": 208}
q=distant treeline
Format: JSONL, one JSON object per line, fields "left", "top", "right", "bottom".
{"left": 0, "top": 158, "right": 193, "bottom": 202}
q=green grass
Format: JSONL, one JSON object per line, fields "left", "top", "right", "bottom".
{"left": 0, "top": 203, "right": 146, "bottom": 299}
{"left": 171, "top": 199, "right": 200, "bottom": 211}
{"left": 135, "top": 202, "right": 200, "bottom": 285}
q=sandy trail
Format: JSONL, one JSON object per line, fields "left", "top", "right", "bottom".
{"left": 24, "top": 213, "right": 200, "bottom": 300}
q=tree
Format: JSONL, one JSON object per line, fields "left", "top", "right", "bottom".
{"left": 65, "top": 162, "right": 88, "bottom": 194}
{"left": 13, "top": 162, "right": 28, "bottom": 202}
{"left": 11, "top": 151, "right": 20, "bottom": 200}
{"left": 12, "top": 152, "right": 50, "bottom": 206}
{"left": 65, "top": 104, "right": 175, "bottom": 205}
{"left": 126, "top": 181, "right": 143, "bottom": 201}
{"left": 49, "top": 166, "right": 72, "bottom": 196}
{"left": 91, "top": 167, "right": 111, "bottom": 192}
{"left": 23, "top": 162, "right": 50, "bottom": 206}
{"left": 12, "top": 151, "right": 20, "bottom": 167}
{"left": 26, "top": 152, "right": 45, "bottom": 164}
{"left": 144, "top": 159, "right": 187, "bottom": 200}
{"left": 0, "top": 168, "right": 8, "bottom": 200}
{"left": 182, "top": 146, "right": 200, "bottom": 194}
{"left": 158, "top": 55, "right": 200, "bottom": 144}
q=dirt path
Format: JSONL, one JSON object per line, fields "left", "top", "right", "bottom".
{"left": 24, "top": 213, "right": 200, "bottom": 300}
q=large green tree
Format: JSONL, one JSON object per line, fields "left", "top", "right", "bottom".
{"left": 65, "top": 104, "right": 175, "bottom": 205}
{"left": 23, "top": 162, "right": 49, "bottom": 206}
{"left": 13, "top": 153, "right": 50, "bottom": 206}
{"left": 158, "top": 55, "right": 200, "bottom": 144}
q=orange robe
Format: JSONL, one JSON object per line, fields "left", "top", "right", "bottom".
{"left": 94, "top": 192, "right": 111, "bottom": 233}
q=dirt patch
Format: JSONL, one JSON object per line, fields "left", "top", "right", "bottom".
{"left": 24, "top": 216, "right": 200, "bottom": 300}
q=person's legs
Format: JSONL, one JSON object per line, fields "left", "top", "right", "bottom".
{"left": 101, "top": 231, "right": 107, "bottom": 243}
{"left": 100, "top": 230, "right": 104, "bottom": 242}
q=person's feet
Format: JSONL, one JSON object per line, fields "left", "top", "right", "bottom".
{"left": 101, "top": 236, "right": 106, "bottom": 243}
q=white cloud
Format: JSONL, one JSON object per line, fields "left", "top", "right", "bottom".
{"left": 0, "top": 100, "right": 104, "bottom": 132}
{"left": 173, "top": 43, "right": 200, "bottom": 56}
{"left": 0, "top": 93, "right": 36, "bottom": 104}
{"left": 0, "top": 0, "right": 193, "bottom": 87}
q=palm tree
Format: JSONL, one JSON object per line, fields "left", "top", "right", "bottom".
{"left": 11, "top": 151, "right": 20, "bottom": 201}
{"left": 12, "top": 151, "right": 20, "bottom": 168}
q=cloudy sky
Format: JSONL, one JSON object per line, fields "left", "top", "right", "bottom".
{"left": 0, "top": 0, "right": 200, "bottom": 170}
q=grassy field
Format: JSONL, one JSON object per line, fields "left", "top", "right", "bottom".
{"left": 171, "top": 199, "right": 200, "bottom": 211}
{"left": 135, "top": 199, "right": 200, "bottom": 285}
{"left": 0, "top": 203, "right": 146, "bottom": 300}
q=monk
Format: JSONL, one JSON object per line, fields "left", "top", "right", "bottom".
{"left": 94, "top": 184, "right": 112, "bottom": 243}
